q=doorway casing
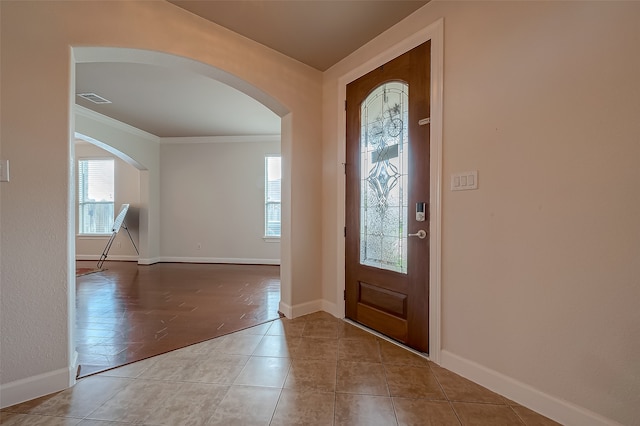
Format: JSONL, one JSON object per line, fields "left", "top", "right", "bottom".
{"left": 335, "top": 18, "right": 443, "bottom": 364}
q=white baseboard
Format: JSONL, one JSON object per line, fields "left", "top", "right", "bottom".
{"left": 158, "top": 257, "right": 280, "bottom": 265}
{"left": 321, "top": 300, "right": 341, "bottom": 318}
{"left": 440, "top": 350, "right": 623, "bottom": 426}
{"left": 278, "top": 301, "right": 293, "bottom": 318}
{"left": 0, "top": 367, "right": 73, "bottom": 409}
{"left": 76, "top": 256, "right": 280, "bottom": 266}
{"left": 278, "top": 300, "right": 325, "bottom": 319}
{"left": 75, "top": 255, "right": 138, "bottom": 261}
{"left": 291, "top": 299, "right": 324, "bottom": 318}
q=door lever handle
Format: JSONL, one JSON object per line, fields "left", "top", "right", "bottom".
{"left": 408, "top": 230, "right": 427, "bottom": 239}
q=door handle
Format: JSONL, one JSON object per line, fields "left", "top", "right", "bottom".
{"left": 408, "top": 230, "right": 427, "bottom": 239}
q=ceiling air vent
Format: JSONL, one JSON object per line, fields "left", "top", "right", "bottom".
{"left": 77, "top": 92, "right": 112, "bottom": 104}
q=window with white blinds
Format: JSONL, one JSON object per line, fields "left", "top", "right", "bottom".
{"left": 265, "top": 156, "right": 281, "bottom": 237}
{"left": 78, "top": 158, "right": 115, "bottom": 235}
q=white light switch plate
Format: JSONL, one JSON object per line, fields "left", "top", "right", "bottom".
{"left": 451, "top": 170, "right": 477, "bottom": 191}
{"left": 0, "top": 160, "right": 9, "bottom": 182}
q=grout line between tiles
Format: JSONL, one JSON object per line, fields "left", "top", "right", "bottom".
{"left": 449, "top": 400, "right": 464, "bottom": 426}
{"left": 509, "top": 404, "right": 528, "bottom": 426}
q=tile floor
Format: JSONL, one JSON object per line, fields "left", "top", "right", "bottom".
{"left": 75, "top": 261, "right": 280, "bottom": 376}
{"left": 1, "top": 312, "right": 560, "bottom": 425}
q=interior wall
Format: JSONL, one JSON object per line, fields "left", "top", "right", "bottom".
{"left": 0, "top": 0, "right": 321, "bottom": 406}
{"left": 322, "top": 2, "right": 640, "bottom": 425}
{"left": 160, "top": 137, "right": 280, "bottom": 263}
{"left": 75, "top": 141, "right": 141, "bottom": 260}
{"left": 75, "top": 107, "right": 159, "bottom": 264}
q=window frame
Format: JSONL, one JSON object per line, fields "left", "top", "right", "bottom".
{"left": 77, "top": 157, "right": 115, "bottom": 237}
{"left": 264, "top": 155, "right": 281, "bottom": 240}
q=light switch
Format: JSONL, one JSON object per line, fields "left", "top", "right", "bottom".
{"left": 451, "top": 170, "right": 478, "bottom": 191}
{"left": 0, "top": 160, "right": 9, "bottom": 182}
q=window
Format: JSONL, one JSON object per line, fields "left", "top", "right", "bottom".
{"left": 265, "top": 155, "right": 281, "bottom": 237}
{"left": 78, "top": 158, "right": 115, "bottom": 235}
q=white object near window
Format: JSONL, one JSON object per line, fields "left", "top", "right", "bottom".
{"left": 265, "top": 155, "right": 281, "bottom": 238}
{"left": 78, "top": 158, "right": 115, "bottom": 235}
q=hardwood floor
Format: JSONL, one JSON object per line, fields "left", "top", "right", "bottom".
{"left": 75, "top": 261, "right": 280, "bottom": 377}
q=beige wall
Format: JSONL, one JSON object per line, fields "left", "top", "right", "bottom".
{"left": 160, "top": 138, "right": 281, "bottom": 263}
{"left": 1, "top": 1, "right": 638, "bottom": 423}
{"left": 75, "top": 106, "right": 160, "bottom": 264}
{"left": 323, "top": 2, "right": 639, "bottom": 424}
{"left": 0, "top": 0, "right": 322, "bottom": 405}
{"left": 76, "top": 133, "right": 280, "bottom": 263}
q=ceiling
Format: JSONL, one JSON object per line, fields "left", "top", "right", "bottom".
{"left": 76, "top": 0, "right": 429, "bottom": 138}
{"left": 169, "top": 1, "right": 428, "bottom": 72}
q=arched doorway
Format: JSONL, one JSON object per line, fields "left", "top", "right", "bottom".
{"left": 71, "top": 47, "right": 289, "bottom": 376}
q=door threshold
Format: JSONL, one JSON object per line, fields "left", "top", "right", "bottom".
{"left": 342, "top": 318, "right": 430, "bottom": 361}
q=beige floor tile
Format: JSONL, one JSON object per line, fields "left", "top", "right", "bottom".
{"left": 270, "top": 389, "right": 335, "bottom": 426}
{"left": 338, "top": 338, "right": 382, "bottom": 362}
{"left": 8, "top": 315, "right": 557, "bottom": 426}
{"left": 393, "top": 398, "right": 461, "bottom": 425}
{"left": 301, "top": 311, "right": 339, "bottom": 322}
{"left": 191, "top": 353, "right": 250, "bottom": 384}
{"left": 335, "top": 393, "right": 397, "bottom": 426}
{"left": 252, "top": 335, "right": 300, "bottom": 357}
{"left": 0, "top": 413, "right": 82, "bottom": 425}
{"left": 336, "top": 360, "right": 389, "bottom": 396}
{"left": 266, "top": 319, "right": 306, "bottom": 337}
{"left": 176, "top": 337, "right": 225, "bottom": 355}
{"left": 385, "top": 364, "right": 446, "bottom": 400}
{"left": 137, "top": 352, "right": 203, "bottom": 381}
{"left": 284, "top": 359, "right": 337, "bottom": 392}
{"left": 3, "top": 376, "right": 132, "bottom": 419}
{"left": 301, "top": 319, "right": 340, "bottom": 339}
{"left": 141, "top": 382, "right": 228, "bottom": 425}
{"left": 216, "top": 334, "right": 264, "bottom": 355}
{"left": 233, "top": 356, "right": 291, "bottom": 388}
{"left": 378, "top": 340, "right": 430, "bottom": 367}
{"left": 338, "top": 323, "right": 378, "bottom": 341}
{"left": 511, "top": 405, "right": 561, "bottom": 426}
{"left": 97, "top": 356, "right": 159, "bottom": 378}
{"left": 292, "top": 337, "right": 338, "bottom": 360}
{"left": 452, "top": 402, "right": 524, "bottom": 426}
{"left": 430, "top": 365, "right": 505, "bottom": 404}
{"left": 86, "top": 379, "right": 180, "bottom": 423}
{"left": 207, "top": 385, "right": 281, "bottom": 425}
{"left": 233, "top": 322, "right": 273, "bottom": 336}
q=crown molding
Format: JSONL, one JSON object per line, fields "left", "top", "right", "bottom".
{"left": 160, "top": 135, "right": 281, "bottom": 144}
{"left": 74, "top": 104, "right": 160, "bottom": 142}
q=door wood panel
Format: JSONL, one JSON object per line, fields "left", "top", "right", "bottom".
{"left": 345, "top": 41, "right": 430, "bottom": 353}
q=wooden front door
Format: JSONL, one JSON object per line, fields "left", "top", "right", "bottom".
{"left": 345, "top": 41, "right": 430, "bottom": 353}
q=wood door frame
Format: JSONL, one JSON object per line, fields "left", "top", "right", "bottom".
{"left": 336, "top": 18, "right": 443, "bottom": 364}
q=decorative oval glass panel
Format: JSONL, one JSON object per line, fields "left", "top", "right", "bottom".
{"left": 359, "top": 82, "right": 409, "bottom": 274}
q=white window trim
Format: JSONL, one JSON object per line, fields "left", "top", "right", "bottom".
{"left": 78, "top": 157, "right": 115, "bottom": 236}
{"left": 264, "top": 154, "right": 281, "bottom": 239}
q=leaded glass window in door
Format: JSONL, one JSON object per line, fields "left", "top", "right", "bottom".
{"left": 360, "top": 82, "right": 409, "bottom": 274}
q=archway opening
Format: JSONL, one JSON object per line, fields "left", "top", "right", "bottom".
{"left": 71, "top": 47, "right": 290, "bottom": 377}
